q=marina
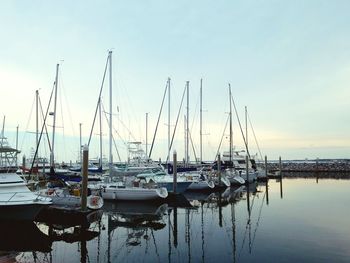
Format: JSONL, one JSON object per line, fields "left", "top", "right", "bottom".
{"left": 0, "top": 175, "right": 349, "bottom": 262}
{"left": 2, "top": 1, "right": 350, "bottom": 262}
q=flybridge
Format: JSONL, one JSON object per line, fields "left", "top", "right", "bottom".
{"left": 0, "top": 117, "right": 21, "bottom": 172}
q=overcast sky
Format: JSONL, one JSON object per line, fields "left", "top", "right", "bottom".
{"left": 1, "top": 0, "right": 349, "bottom": 162}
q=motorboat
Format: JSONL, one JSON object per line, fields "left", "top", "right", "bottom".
{"left": 0, "top": 173, "right": 51, "bottom": 221}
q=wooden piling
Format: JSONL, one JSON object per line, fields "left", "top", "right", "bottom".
{"left": 279, "top": 156, "right": 282, "bottom": 178}
{"left": 81, "top": 144, "right": 88, "bottom": 211}
{"left": 264, "top": 155, "right": 268, "bottom": 178}
{"left": 173, "top": 151, "right": 177, "bottom": 194}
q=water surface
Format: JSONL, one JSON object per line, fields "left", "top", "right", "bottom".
{"left": 3, "top": 177, "right": 350, "bottom": 263}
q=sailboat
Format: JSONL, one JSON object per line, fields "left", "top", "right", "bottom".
{"left": 88, "top": 51, "right": 168, "bottom": 201}
{"left": 223, "top": 84, "right": 246, "bottom": 185}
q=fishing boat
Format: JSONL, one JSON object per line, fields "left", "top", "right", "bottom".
{"left": 111, "top": 142, "right": 159, "bottom": 177}
{"left": 0, "top": 172, "right": 51, "bottom": 221}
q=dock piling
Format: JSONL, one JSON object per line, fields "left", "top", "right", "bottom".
{"left": 279, "top": 156, "right": 282, "bottom": 178}
{"left": 81, "top": 144, "right": 88, "bottom": 211}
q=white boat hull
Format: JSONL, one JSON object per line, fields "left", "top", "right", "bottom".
{"left": 101, "top": 186, "right": 168, "bottom": 201}
{"left": 187, "top": 180, "right": 215, "bottom": 190}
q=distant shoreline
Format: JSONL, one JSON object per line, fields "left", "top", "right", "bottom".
{"left": 265, "top": 159, "right": 350, "bottom": 174}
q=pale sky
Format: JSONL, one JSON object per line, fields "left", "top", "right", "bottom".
{"left": 1, "top": 0, "right": 349, "bottom": 163}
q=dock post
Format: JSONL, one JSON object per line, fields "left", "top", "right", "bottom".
{"left": 279, "top": 156, "right": 282, "bottom": 178}
{"left": 81, "top": 144, "right": 88, "bottom": 211}
{"left": 173, "top": 150, "right": 177, "bottom": 194}
{"left": 265, "top": 155, "right": 269, "bottom": 205}
{"left": 217, "top": 153, "right": 221, "bottom": 186}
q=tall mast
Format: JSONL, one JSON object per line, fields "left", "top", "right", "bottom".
{"left": 51, "top": 63, "right": 59, "bottom": 170}
{"left": 168, "top": 77, "right": 171, "bottom": 164}
{"left": 186, "top": 81, "right": 189, "bottom": 165}
{"left": 245, "top": 106, "right": 248, "bottom": 150}
{"left": 184, "top": 115, "right": 186, "bottom": 165}
{"left": 79, "top": 123, "right": 82, "bottom": 165}
{"left": 16, "top": 125, "right": 19, "bottom": 166}
{"left": 99, "top": 98, "right": 103, "bottom": 168}
{"left": 108, "top": 51, "right": 113, "bottom": 170}
{"left": 146, "top": 112, "right": 148, "bottom": 157}
{"left": 36, "top": 90, "right": 39, "bottom": 160}
{"left": 200, "top": 79, "right": 203, "bottom": 163}
{"left": 229, "top": 83, "right": 233, "bottom": 164}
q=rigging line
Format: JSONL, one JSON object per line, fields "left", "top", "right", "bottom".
{"left": 39, "top": 95, "right": 52, "bottom": 153}
{"left": 251, "top": 192, "right": 266, "bottom": 251}
{"left": 187, "top": 127, "right": 198, "bottom": 163}
{"left": 151, "top": 229, "right": 161, "bottom": 263}
{"left": 249, "top": 192, "right": 257, "bottom": 213}
{"left": 60, "top": 70, "right": 77, "bottom": 139}
{"left": 101, "top": 102, "right": 121, "bottom": 162}
{"left": 166, "top": 83, "right": 186, "bottom": 162}
{"left": 230, "top": 93, "right": 252, "bottom": 161}
{"left": 214, "top": 114, "right": 230, "bottom": 161}
{"left": 149, "top": 80, "right": 168, "bottom": 159}
{"left": 237, "top": 214, "right": 251, "bottom": 261}
{"left": 88, "top": 54, "right": 109, "bottom": 146}
{"left": 28, "top": 81, "right": 55, "bottom": 177}
{"left": 190, "top": 90, "right": 200, "bottom": 133}
{"left": 58, "top": 72, "right": 67, "bottom": 162}
{"left": 247, "top": 111, "right": 263, "bottom": 162}
{"left": 113, "top": 113, "right": 137, "bottom": 142}
{"left": 20, "top": 92, "right": 36, "bottom": 150}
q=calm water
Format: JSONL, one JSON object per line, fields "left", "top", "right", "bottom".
{"left": 3, "top": 177, "right": 350, "bottom": 263}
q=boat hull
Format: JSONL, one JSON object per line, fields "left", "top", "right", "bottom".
{"left": 157, "top": 181, "right": 192, "bottom": 193}
{"left": 187, "top": 180, "right": 215, "bottom": 190}
{"left": 101, "top": 187, "right": 168, "bottom": 201}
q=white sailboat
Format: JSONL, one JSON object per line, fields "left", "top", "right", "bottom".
{"left": 225, "top": 84, "right": 246, "bottom": 185}
{"left": 89, "top": 51, "right": 168, "bottom": 201}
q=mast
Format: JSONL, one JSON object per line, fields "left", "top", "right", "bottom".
{"left": 99, "top": 98, "right": 103, "bottom": 168}
{"left": 186, "top": 81, "right": 189, "bottom": 166}
{"left": 108, "top": 51, "right": 113, "bottom": 171}
{"left": 229, "top": 83, "right": 233, "bottom": 165}
{"left": 168, "top": 77, "right": 171, "bottom": 164}
{"left": 50, "top": 63, "right": 59, "bottom": 171}
{"left": 200, "top": 79, "right": 203, "bottom": 164}
{"left": 184, "top": 115, "right": 186, "bottom": 165}
{"left": 245, "top": 106, "right": 248, "bottom": 150}
{"left": 79, "top": 123, "right": 82, "bottom": 165}
{"left": 36, "top": 90, "right": 39, "bottom": 169}
{"left": 145, "top": 112, "right": 148, "bottom": 157}
{"left": 16, "top": 125, "right": 19, "bottom": 166}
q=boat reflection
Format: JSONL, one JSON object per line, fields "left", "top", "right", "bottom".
{"left": 0, "top": 220, "right": 52, "bottom": 253}
{"left": 103, "top": 200, "right": 168, "bottom": 230}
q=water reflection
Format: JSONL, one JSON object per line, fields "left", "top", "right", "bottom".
{"left": 8, "top": 176, "right": 350, "bottom": 262}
